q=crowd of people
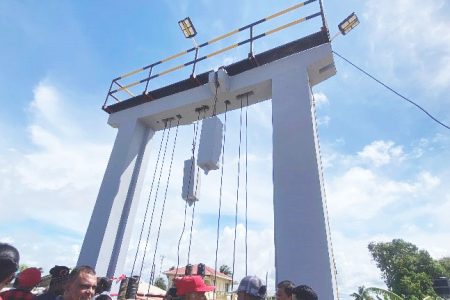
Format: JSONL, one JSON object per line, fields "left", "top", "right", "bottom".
{"left": 170, "top": 274, "right": 317, "bottom": 300}
{"left": 0, "top": 243, "right": 318, "bottom": 300}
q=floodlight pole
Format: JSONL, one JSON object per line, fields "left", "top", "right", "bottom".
{"left": 318, "top": 0, "right": 328, "bottom": 33}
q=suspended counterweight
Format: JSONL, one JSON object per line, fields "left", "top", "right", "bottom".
{"left": 182, "top": 158, "right": 201, "bottom": 205}
{"left": 197, "top": 116, "right": 223, "bottom": 175}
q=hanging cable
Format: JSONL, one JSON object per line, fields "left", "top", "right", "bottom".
{"left": 137, "top": 120, "right": 173, "bottom": 282}
{"left": 174, "top": 110, "right": 202, "bottom": 279}
{"left": 310, "top": 88, "right": 340, "bottom": 299}
{"left": 175, "top": 199, "right": 189, "bottom": 279}
{"left": 187, "top": 108, "right": 206, "bottom": 265}
{"left": 141, "top": 118, "right": 172, "bottom": 283}
{"left": 244, "top": 94, "right": 249, "bottom": 277}
{"left": 187, "top": 108, "right": 206, "bottom": 264}
{"left": 187, "top": 200, "right": 196, "bottom": 265}
{"left": 148, "top": 117, "right": 181, "bottom": 287}
{"left": 214, "top": 100, "right": 230, "bottom": 289}
{"left": 130, "top": 123, "right": 168, "bottom": 277}
{"left": 333, "top": 51, "right": 450, "bottom": 130}
{"left": 231, "top": 96, "right": 244, "bottom": 290}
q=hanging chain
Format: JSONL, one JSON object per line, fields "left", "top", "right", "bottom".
{"left": 212, "top": 72, "right": 220, "bottom": 117}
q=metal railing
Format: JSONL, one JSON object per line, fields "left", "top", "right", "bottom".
{"left": 103, "top": 0, "right": 326, "bottom": 110}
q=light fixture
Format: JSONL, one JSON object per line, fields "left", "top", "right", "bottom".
{"left": 338, "top": 12, "right": 359, "bottom": 35}
{"left": 178, "top": 17, "right": 197, "bottom": 39}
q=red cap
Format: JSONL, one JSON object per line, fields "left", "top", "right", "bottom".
{"left": 175, "top": 275, "right": 215, "bottom": 296}
{"left": 17, "top": 267, "right": 41, "bottom": 288}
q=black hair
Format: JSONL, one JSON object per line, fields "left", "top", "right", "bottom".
{"left": 50, "top": 266, "right": 70, "bottom": 278}
{"left": 0, "top": 243, "right": 20, "bottom": 282}
{"left": 96, "top": 294, "right": 112, "bottom": 300}
{"left": 292, "top": 285, "right": 318, "bottom": 300}
{"left": 47, "top": 266, "right": 70, "bottom": 295}
{"left": 96, "top": 277, "right": 112, "bottom": 294}
{"left": 167, "top": 287, "right": 177, "bottom": 297}
{"left": 258, "top": 285, "right": 267, "bottom": 298}
{"left": 277, "top": 280, "right": 295, "bottom": 296}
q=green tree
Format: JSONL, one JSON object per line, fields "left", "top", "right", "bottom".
{"left": 18, "top": 264, "right": 29, "bottom": 272}
{"left": 437, "top": 257, "right": 450, "bottom": 278}
{"left": 368, "top": 239, "right": 443, "bottom": 300}
{"left": 351, "top": 286, "right": 374, "bottom": 300}
{"left": 219, "top": 265, "right": 231, "bottom": 276}
{"left": 154, "top": 276, "right": 167, "bottom": 291}
{"left": 366, "top": 287, "right": 405, "bottom": 300}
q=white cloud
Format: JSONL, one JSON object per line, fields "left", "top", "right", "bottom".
{"left": 358, "top": 140, "right": 404, "bottom": 167}
{"left": 317, "top": 115, "right": 330, "bottom": 127}
{"left": 313, "top": 92, "right": 329, "bottom": 107}
{"left": 332, "top": 232, "right": 386, "bottom": 297}
{"left": 322, "top": 136, "right": 450, "bottom": 299}
{"left": 365, "top": 0, "right": 450, "bottom": 91}
{"left": 0, "top": 80, "right": 113, "bottom": 271}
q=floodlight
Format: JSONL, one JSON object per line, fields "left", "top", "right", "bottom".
{"left": 338, "top": 12, "right": 359, "bottom": 35}
{"left": 178, "top": 17, "right": 197, "bottom": 38}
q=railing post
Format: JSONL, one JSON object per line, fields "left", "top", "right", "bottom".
{"left": 191, "top": 47, "right": 199, "bottom": 77}
{"left": 249, "top": 26, "right": 254, "bottom": 57}
{"left": 103, "top": 80, "right": 115, "bottom": 110}
{"left": 143, "top": 66, "right": 153, "bottom": 94}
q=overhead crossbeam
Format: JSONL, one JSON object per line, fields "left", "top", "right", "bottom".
{"left": 103, "top": 0, "right": 324, "bottom": 108}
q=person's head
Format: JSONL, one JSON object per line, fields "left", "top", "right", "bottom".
{"left": 63, "top": 266, "right": 97, "bottom": 300}
{"left": 236, "top": 276, "right": 267, "bottom": 300}
{"left": 15, "top": 267, "right": 41, "bottom": 290}
{"left": 94, "top": 294, "right": 112, "bottom": 300}
{"left": 276, "top": 281, "right": 295, "bottom": 300}
{"left": 0, "top": 243, "right": 20, "bottom": 289}
{"left": 175, "top": 275, "right": 215, "bottom": 300}
{"left": 292, "top": 285, "right": 317, "bottom": 300}
{"left": 95, "top": 277, "right": 112, "bottom": 295}
{"left": 48, "top": 265, "right": 71, "bottom": 295}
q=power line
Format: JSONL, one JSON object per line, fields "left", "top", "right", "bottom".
{"left": 332, "top": 50, "right": 450, "bottom": 131}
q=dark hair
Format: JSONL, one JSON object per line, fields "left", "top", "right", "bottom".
{"left": 96, "top": 277, "right": 112, "bottom": 294}
{"left": 68, "top": 265, "right": 96, "bottom": 282}
{"left": 96, "top": 294, "right": 112, "bottom": 300}
{"left": 50, "top": 266, "right": 70, "bottom": 278}
{"left": 277, "top": 281, "right": 295, "bottom": 296}
{"left": 293, "top": 285, "right": 318, "bottom": 300}
{"left": 46, "top": 266, "right": 70, "bottom": 295}
{"left": 0, "top": 243, "right": 20, "bottom": 282}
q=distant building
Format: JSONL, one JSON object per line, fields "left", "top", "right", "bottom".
{"left": 164, "top": 264, "right": 233, "bottom": 300}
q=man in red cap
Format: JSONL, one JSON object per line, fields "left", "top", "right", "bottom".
{"left": 174, "top": 275, "right": 215, "bottom": 300}
{"left": 0, "top": 267, "right": 42, "bottom": 300}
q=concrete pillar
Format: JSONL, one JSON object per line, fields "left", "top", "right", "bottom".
{"left": 272, "top": 68, "right": 337, "bottom": 299}
{"left": 77, "top": 119, "right": 154, "bottom": 277}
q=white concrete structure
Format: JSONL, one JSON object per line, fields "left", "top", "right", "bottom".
{"left": 78, "top": 41, "right": 337, "bottom": 299}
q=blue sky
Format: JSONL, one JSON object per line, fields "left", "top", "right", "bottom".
{"left": 1, "top": 0, "right": 450, "bottom": 299}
